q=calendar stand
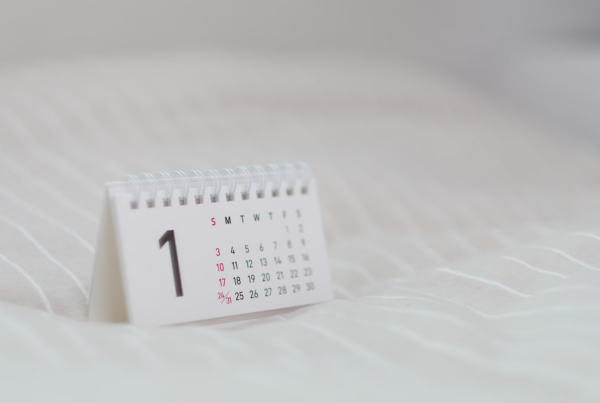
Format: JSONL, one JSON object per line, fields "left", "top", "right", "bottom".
{"left": 88, "top": 193, "right": 128, "bottom": 323}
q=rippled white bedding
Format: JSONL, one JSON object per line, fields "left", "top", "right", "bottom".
{"left": 1, "top": 53, "right": 599, "bottom": 402}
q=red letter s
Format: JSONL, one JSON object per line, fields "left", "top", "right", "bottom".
{"left": 211, "top": 218, "right": 216, "bottom": 226}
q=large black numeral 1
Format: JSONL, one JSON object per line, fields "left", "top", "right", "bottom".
{"left": 159, "top": 230, "right": 183, "bottom": 297}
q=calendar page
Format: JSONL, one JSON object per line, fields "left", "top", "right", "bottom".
{"left": 108, "top": 178, "right": 332, "bottom": 327}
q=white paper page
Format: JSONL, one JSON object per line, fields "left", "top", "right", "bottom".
{"left": 110, "top": 179, "right": 333, "bottom": 326}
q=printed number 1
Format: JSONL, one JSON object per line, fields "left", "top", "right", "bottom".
{"left": 159, "top": 230, "right": 184, "bottom": 297}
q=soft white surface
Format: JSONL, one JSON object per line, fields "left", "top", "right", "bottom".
{"left": 1, "top": 53, "right": 600, "bottom": 402}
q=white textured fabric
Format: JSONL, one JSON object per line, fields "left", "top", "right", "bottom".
{"left": 1, "top": 53, "right": 600, "bottom": 402}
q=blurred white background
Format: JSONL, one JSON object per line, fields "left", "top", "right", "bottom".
{"left": 1, "top": 0, "right": 599, "bottom": 143}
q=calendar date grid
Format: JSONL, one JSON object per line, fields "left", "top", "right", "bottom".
{"left": 213, "top": 224, "right": 316, "bottom": 306}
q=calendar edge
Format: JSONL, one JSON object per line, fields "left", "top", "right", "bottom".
{"left": 87, "top": 189, "right": 129, "bottom": 323}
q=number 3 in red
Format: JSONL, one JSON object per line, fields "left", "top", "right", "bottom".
{"left": 216, "top": 248, "right": 220, "bottom": 256}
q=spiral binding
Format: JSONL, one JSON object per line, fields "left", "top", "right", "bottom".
{"left": 124, "top": 162, "right": 312, "bottom": 209}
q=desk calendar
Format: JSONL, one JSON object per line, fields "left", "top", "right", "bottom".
{"left": 89, "top": 164, "right": 333, "bottom": 326}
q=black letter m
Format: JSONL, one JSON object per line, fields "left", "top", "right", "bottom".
{"left": 225, "top": 216, "right": 232, "bottom": 224}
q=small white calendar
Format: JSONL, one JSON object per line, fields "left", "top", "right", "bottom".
{"left": 89, "top": 163, "right": 333, "bottom": 326}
